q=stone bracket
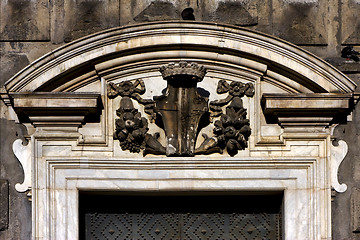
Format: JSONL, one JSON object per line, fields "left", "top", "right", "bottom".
{"left": 13, "top": 139, "right": 32, "bottom": 193}
{"left": 330, "top": 140, "right": 348, "bottom": 193}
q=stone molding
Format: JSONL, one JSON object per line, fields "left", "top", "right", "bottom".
{"left": 35, "top": 157, "right": 327, "bottom": 239}
{"left": 3, "top": 21, "right": 355, "bottom": 94}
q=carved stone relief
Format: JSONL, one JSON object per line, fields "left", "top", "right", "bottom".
{"left": 108, "top": 62, "right": 254, "bottom": 157}
{"left": 113, "top": 97, "right": 149, "bottom": 153}
{"left": 207, "top": 80, "right": 254, "bottom": 156}
{"left": 155, "top": 62, "right": 208, "bottom": 156}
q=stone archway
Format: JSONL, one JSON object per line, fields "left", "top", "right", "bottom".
{"left": 1, "top": 21, "right": 356, "bottom": 239}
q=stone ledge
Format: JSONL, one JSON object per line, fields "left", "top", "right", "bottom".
{"left": 262, "top": 93, "right": 354, "bottom": 127}
{"left": 9, "top": 92, "right": 103, "bottom": 127}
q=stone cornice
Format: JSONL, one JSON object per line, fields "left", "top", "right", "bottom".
{"left": 262, "top": 93, "right": 354, "bottom": 127}
{"left": 3, "top": 21, "right": 356, "bottom": 94}
{"left": 10, "top": 92, "right": 103, "bottom": 128}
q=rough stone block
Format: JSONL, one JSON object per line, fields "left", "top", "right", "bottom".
{"left": 0, "top": 0, "right": 50, "bottom": 41}
{"left": 120, "top": 0, "right": 145, "bottom": 25}
{"left": 0, "top": 51, "right": 30, "bottom": 85}
{"left": 341, "top": 0, "right": 360, "bottom": 45}
{"left": 121, "top": 0, "right": 183, "bottom": 25}
{"left": 64, "top": 0, "right": 120, "bottom": 42}
{"left": 122, "top": 0, "right": 269, "bottom": 33}
{"left": 247, "top": 0, "right": 272, "bottom": 34}
{"left": 326, "top": 56, "right": 360, "bottom": 75}
{"left": 134, "top": 1, "right": 179, "bottom": 22}
{"left": 0, "top": 42, "right": 60, "bottom": 84}
{"left": 199, "top": 0, "right": 271, "bottom": 34}
{"left": 354, "top": 155, "right": 360, "bottom": 182}
{"left": 0, "top": 179, "right": 9, "bottom": 231}
{"left": 272, "top": 0, "right": 327, "bottom": 45}
{"left": 352, "top": 188, "right": 360, "bottom": 233}
{"left": 204, "top": 1, "right": 258, "bottom": 26}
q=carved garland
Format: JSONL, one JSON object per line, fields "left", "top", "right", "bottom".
{"left": 200, "top": 80, "right": 254, "bottom": 156}
{"left": 108, "top": 62, "right": 254, "bottom": 157}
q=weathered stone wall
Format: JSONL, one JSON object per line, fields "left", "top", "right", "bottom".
{"left": 0, "top": 0, "right": 360, "bottom": 239}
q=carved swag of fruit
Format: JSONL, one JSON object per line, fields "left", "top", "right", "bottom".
{"left": 114, "top": 97, "right": 149, "bottom": 153}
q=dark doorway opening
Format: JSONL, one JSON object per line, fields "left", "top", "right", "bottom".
{"left": 79, "top": 191, "right": 283, "bottom": 240}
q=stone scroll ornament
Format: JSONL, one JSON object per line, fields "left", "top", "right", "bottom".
{"left": 108, "top": 62, "right": 254, "bottom": 157}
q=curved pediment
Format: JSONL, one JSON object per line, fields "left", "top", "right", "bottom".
{"left": 4, "top": 21, "right": 357, "bottom": 240}
{"left": 3, "top": 21, "right": 356, "bottom": 94}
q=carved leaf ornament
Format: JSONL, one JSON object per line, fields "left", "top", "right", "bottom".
{"left": 108, "top": 62, "right": 254, "bottom": 156}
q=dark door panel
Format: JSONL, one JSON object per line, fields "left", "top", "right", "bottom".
{"left": 80, "top": 193, "right": 283, "bottom": 240}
